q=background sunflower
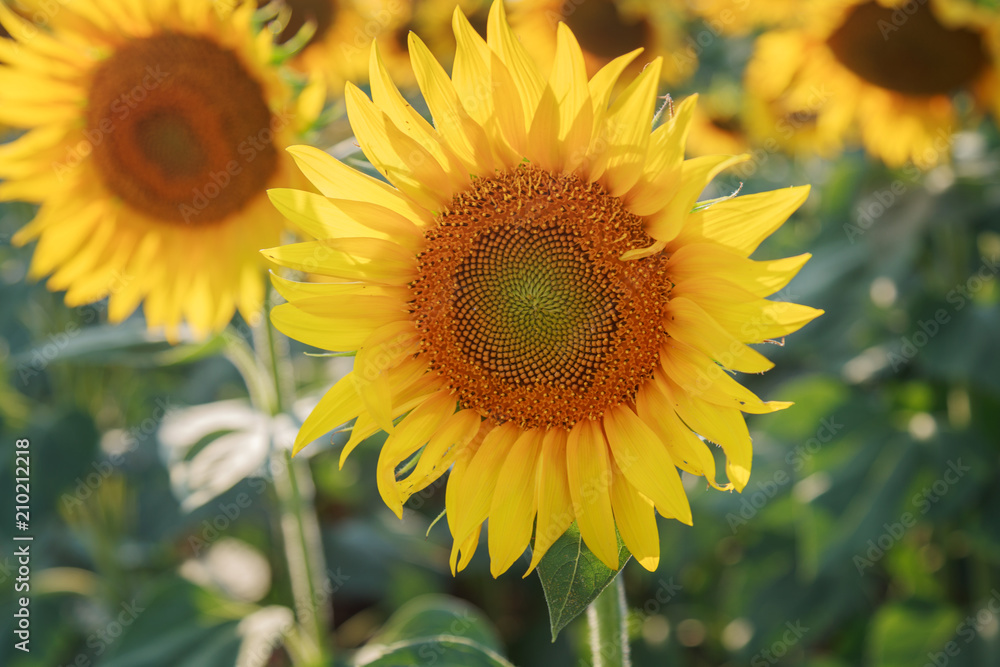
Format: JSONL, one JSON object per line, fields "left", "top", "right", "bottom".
{"left": 743, "top": 0, "right": 1000, "bottom": 167}
{"left": 0, "top": 0, "right": 319, "bottom": 339}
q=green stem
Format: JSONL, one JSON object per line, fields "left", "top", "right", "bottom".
{"left": 245, "top": 305, "right": 333, "bottom": 665}
{"left": 587, "top": 576, "right": 631, "bottom": 667}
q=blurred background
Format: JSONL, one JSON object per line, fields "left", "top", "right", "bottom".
{"left": 2, "top": 0, "right": 1000, "bottom": 666}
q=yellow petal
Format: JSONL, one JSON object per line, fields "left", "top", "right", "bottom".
{"left": 603, "top": 405, "right": 692, "bottom": 524}
{"left": 667, "top": 243, "right": 811, "bottom": 297}
{"left": 270, "top": 302, "right": 379, "bottom": 352}
{"left": 609, "top": 460, "right": 660, "bottom": 571}
{"left": 566, "top": 419, "right": 620, "bottom": 570}
{"left": 646, "top": 155, "right": 749, "bottom": 243}
{"left": 660, "top": 340, "right": 790, "bottom": 416}
{"left": 408, "top": 32, "right": 495, "bottom": 175}
{"left": 285, "top": 145, "right": 430, "bottom": 225}
{"left": 268, "top": 189, "right": 424, "bottom": 251}
{"left": 672, "top": 186, "right": 811, "bottom": 256}
{"left": 488, "top": 428, "right": 544, "bottom": 577}
{"left": 525, "top": 428, "right": 574, "bottom": 575}
{"left": 295, "top": 372, "right": 365, "bottom": 454}
{"left": 261, "top": 238, "right": 417, "bottom": 286}
{"left": 345, "top": 83, "right": 456, "bottom": 211}
{"left": 635, "top": 379, "right": 722, "bottom": 487}
{"left": 447, "top": 422, "right": 520, "bottom": 550}
{"left": 671, "top": 276, "right": 823, "bottom": 342}
{"left": 487, "top": 0, "right": 544, "bottom": 134}
{"left": 627, "top": 94, "right": 699, "bottom": 216}
{"left": 659, "top": 373, "right": 752, "bottom": 491}
{"left": 398, "top": 409, "right": 482, "bottom": 501}
{"left": 664, "top": 296, "right": 774, "bottom": 374}
{"left": 368, "top": 41, "right": 468, "bottom": 188}
{"left": 377, "top": 390, "right": 456, "bottom": 517}
{"left": 592, "top": 58, "right": 663, "bottom": 195}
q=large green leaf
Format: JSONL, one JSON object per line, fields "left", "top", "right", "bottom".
{"left": 366, "top": 594, "right": 503, "bottom": 653}
{"left": 866, "top": 602, "right": 962, "bottom": 667}
{"left": 535, "top": 523, "right": 631, "bottom": 640}
{"left": 353, "top": 636, "right": 515, "bottom": 667}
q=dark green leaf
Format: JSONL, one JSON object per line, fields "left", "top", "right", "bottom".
{"left": 535, "top": 523, "right": 631, "bottom": 640}
{"left": 367, "top": 594, "right": 502, "bottom": 653}
{"left": 353, "top": 636, "right": 515, "bottom": 667}
{"left": 866, "top": 602, "right": 961, "bottom": 667}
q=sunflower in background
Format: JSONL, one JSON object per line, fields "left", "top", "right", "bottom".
{"left": 508, "top": 0, "right": 697, "bottom": 84}
{"left": 744, "top": 0, "right": 1000, "bottom": 167}
{"left": 683, "top": 83, "right": 751, "bottom": 157}
{"left": 265, "top": 1, "right": 821, "bottom": 576}
{"left": 683, "top": 0, "right": 800, "bottom": 35}
{"left": 261, "top": 0, "right": 416, "bottom": 88}
{"left": 0, "top": 0, "right": 320, "bottom": 340}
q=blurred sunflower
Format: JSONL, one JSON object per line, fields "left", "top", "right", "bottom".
{"left": 265, "top": 1, "right": 821, "bottom": 576}
{"left": 508, "top": 0, "right": 696, "bottom": 84}
{"left": 744, "top": 0, "right": 1000, "bottom": 167}
{"left": 0, "top": 0, "right": 314, "bottom": 339}
{"left": 261, "top": 0, "right": 415, "bottom": 87}
{"left": 684, "top": 0, "right": 799, "bottom": 35}
{"left": 684, "top": 87, "right": 750, "bottom": 157}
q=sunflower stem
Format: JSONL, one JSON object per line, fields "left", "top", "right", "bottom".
{"left": 253, "top": 302, "right": 333, "bottom": 665}
{"left": 587, "top": 575, "right": 631, "bottom": 667}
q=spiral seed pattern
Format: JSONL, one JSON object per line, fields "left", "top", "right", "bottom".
{"left": 410, "top": 167, "right": 671, "bottom": 429}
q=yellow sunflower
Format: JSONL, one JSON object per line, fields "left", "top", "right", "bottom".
{"left": 744, "top": 0, "right": 1000, "bottom": 167}
{"left": 261, "top": 0, "right": 416, "bottom": 88}
{"left": 684, "top": 0, "right": 800, "bottom": 35}
{"left": 265, "top": 1, "right": 821, "bottom": 577}
{"left": 508, "top": 0, "right": 696, "bottom": 84}
{"left": 0, "top": 0, "right": 314, "bottom": 339}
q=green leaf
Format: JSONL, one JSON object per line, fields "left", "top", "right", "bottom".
{"left": 366, "top": 594, "right": 503, "bottom": 653}
{"left": 866, "top": 602, "right": 962, "bottom": 667}
{"left": 535, "top": 523, "right": 631, "bottom": 640}
{"left": 353, "top": 636, "right": 515, "bottom": 667}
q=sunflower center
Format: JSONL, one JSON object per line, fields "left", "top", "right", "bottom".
{"left": 269, "top": 0, "right": 337, "bottom": 46}
{"left": 411, "top": 167, "right": 670, "bottom": 430}
{"left": 561, "top": 0, "right": 650, "bottom": 61}
{"left": 826, "top": 1, "right": 987, "bottom": 96}
{"left": 87, "top": 33, "right": 278, "bottom": 225}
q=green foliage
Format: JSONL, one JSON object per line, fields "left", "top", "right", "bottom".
{"left": 535, "top": 523, "right": 632, "bottom": 640}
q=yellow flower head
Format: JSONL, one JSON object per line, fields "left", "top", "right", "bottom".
{"left": 265, "top": 0, "right": 821, "bottom": 577}
{"left": 261, "top": 0, "right": 415, "bottom": 88}
{"left": 744, "top": 0, "right": 1000, "bottom": 167}
{"left": 0, "top": 0, "right": 312, "bottom": 339}
{"left": 508, "top": 0, "right": 696, "bottom": 85}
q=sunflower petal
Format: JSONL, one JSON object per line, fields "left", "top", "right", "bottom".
{"left": 566, "top": 419, "right": 619, "bottom": 570}
{"left": 603, "top": 405, "right": 692, "bottom": 524}
{"left": 488, "top": 428, "right": 544, "bottom": 576}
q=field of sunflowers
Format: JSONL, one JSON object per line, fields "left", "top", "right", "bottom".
{"left": 1, "top": 1, "right": 999, "bottom": 666}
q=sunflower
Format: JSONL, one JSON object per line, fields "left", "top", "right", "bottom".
{"left": 684, "top": 86, "right": 751, "bottom": 157}
{"left": 744, "top": 0, "right": 1000, "bottom": 167}
{"left": 0, "top": 0, "right": 314, "bottom": 339}
{"left": 265, "top": 0, "right": 821, "bottom": 577}
{"left": 684, "top": 0, "right": 800, "bottom": 35}
{"left": 508, "top": 0, "right": 696, "bottom": 85}
{"left": 260, "top": 0, "right": 416, "bottom": 88}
